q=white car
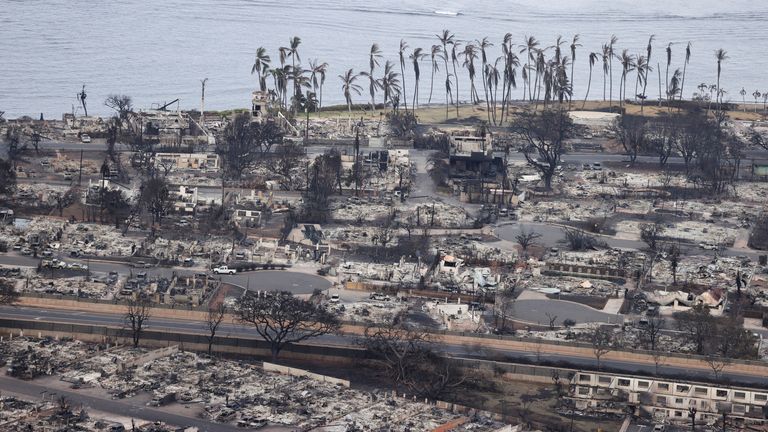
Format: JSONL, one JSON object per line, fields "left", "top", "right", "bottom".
{"left": 329, "top": 293, "right": 340, "bottom": 303}
{"left": 213, "top": 266, "right": 236, "bottom": 275}
{"left": 80, "top": 134, "right": 92, "bottom": 143}
{"left": 698, "top": 243, "right": 719, "bottom": 251}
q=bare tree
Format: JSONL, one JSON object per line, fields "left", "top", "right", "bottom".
{"left": 236, "top": 291, "right": 340, "bottom": 360}
{"left": 640, "top": 220, "right": 665, "bottom": 251}
{"left": 360, "top": 320, "right": 464, "bottom": 399}
{"left": 104, "top": 94, "right": 134, "bottom": 128}
{"left": 667, "top": 244, "right": 681, "bottom": 285}
{"left": 675, "top": 303, "right": 715, "bottom": 355}
{"left": 0, "top": 280, "right": 19, "bottom": 305}
{"left": 641, "top": 316, "right": 665, "bottom": 351}
{"left": 545, "top": 312, "right": 558, "bottom": 330}
{"left": 611, "top": 115, "right": 647, "bottom": 166}
{"left": 0, "top": 158, "right": 17, "bottom": 195}
{"left": 205, "top": 302, "right": 227, "bottom": 356}
{"left": 510, "top": 108, "right": 578, "bottom": 190}
{"left": 124, "top": 298, "right": 152, "bottom": 348}
{"left": 704, "top": 355, "right": 731, "bottom": 381}
{"left": 515, "top": 227, "right": 542, "bottom": 257}
{"left": 562, "top": 226, "right": 600, "bottom": 251}
{"left": 591, "top": 326, "right": 614, "bottom": 370}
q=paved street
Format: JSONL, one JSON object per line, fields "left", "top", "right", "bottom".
{"left": 1, "top": 305, "right": 766, "bottom": 385}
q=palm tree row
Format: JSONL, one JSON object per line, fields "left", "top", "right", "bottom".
{"left": 251, "top": 33, "right": 745, "bottom": 127}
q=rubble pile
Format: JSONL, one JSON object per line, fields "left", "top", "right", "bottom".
{"left": 1, "top": 337, "right": 99, "bottom": 379}
{"left": 45, "top": 347, "right": 502, "bottom": 430}
{"left": 330, "top": 298, "right": 407, "bottom": 324}
{"left": 615, "top": 220, "right": 739, "bottom": 246}
{"left": 338, "top": 260, "right": 422, "bottom": 284}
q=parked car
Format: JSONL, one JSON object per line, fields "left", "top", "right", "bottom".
{"left": 213, "top": 266, "right": 237, "bottom": 275}
{"left": 80, "top": 134, "right": 92, "bottom": 143}
{"left": 182, "top": 258, "right": 194, "bottom": 267}
{"left": 329, "top": 293, "right": 340, "bottom": 303}
{"left": 698, "top": 242, "right": 719, "bottom": 251}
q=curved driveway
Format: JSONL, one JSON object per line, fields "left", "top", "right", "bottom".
{"left": 509, "top": 299, "right": 620, "bottom": 326}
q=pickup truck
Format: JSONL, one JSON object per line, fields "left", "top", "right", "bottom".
{"left": 213, "top": 266, "right": 237, "bottom": 275}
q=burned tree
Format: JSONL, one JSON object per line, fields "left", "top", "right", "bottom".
{"left": 0, "top": 158, "right": 16, "bottom": 195}
{"left": 205, "top": 302, "right": 227, "bottom": 356}
{"left": 611, "top": 115, "right": 648, "bottom": 166}
{"left": 360, "top": 320, "right": 464, "bottom": 399}
{"left": 0, "top": 279, "right": 20, "bottom": 305}
{"left": 139, "top": 177, "right": 172, "bottom": 226}
{"left": 216, "top": 114, "right": 283, "bottom": 180}
{"left": 640, "top": 220, "right": 665, "bottom": 252}
{"left": 104, "top": 94, "right": 134, "bottom": 127}
{"left": 302, "top": 149, "right": 342, "bottom": 222}
{"left": 591, "top": 326, "right": 614, "bottom": 370}
{"left": 562, "top": 226, "right": 600, "bottom": 251}
{"left": 674, "top": 303, "right": 715, "bottom": 355}
{"left": 270, "top": 140, "right": 305, "bottom": 190}
{"left": 511, "top": 108, "right": 577, "bottom": 190}
{"left": 236, "top": 291, "right": 340, "bottom": 360}
{"left": 124, "top": 297, "right": 151, "bottom": 348}
{"left": 515, "top": 226, "right": 542, "bottom": 256}
{"left": 641, "top": 316, "right": 665, "bottom": 351}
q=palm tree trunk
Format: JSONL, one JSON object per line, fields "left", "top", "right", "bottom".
{"left": 582, "top": 67, "right": 593, "bottom": 109}
{"left": 452, "top": 61, "right": 460, "bottom": 117}
{"left": 680, "top": 62, "right": 688, "bottom": 102}
{"left": 428, "top": 66, "right": 436, "bottom": 104}
{"left": 400, "top": 62, "right": 408, "bottom": 113}
{"left": 658, "top": 64, "right": 663, "bottom": 107}
{"left": 482, "top": 69, "right": 492, "bottom": 125}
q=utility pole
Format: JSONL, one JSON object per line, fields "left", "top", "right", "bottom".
{"left": 78, "top": 149, "right": 84, "bottom": 186}
{"left": 200, "top": 78, "right": 208, "bottom": 133}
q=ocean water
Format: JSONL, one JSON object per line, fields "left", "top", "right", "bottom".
{"left": 1, "top": 0, "right": 767, "bottom": 118}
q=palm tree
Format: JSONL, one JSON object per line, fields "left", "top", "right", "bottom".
{"left": 753, "top": 90, "right": 761, "bottom": 112}
{"left": 486, "top": 60, "right": 501, "bottom": 124}
{"left": 582, "top": 52, "right": 599, "bottom": 109}
{"left": 607, "top": 35, "right": 618, "bottom": 108}
{"left": 667, "top": 68, "right": 681, "bottom": 111}
{"left": 740, "top": 87, "right": 747, "bottom": 110}
{"left": 437, "top": 30, "right": 455, "bottom": 107}
{"left": 450, "top": 41, "right": 462, "bottom": 116}
{"left": 634, "top": 55, "right": 648, "bottom": 101}
{"left": 501, "top": 35, "right": 520, "bottom": 124}
{"left": 640, "top": 35, "right": 655, "bottom": 114}
{"left": 308, "top": 59, "right": 329, "bottom": 108}
{"left": 339, "top": 69, "right": 362, "bottom": 126}
{"left": 280, "top": 36, "right": 302, "bottom": 96}
{"left": 251, "top": 47, "right": 271, "bottom": 92}
{"left": 364, "top": 44, "right": 383, "bottom": 110}
{"left": 665, "top": 43, "right": 673, "bottom": 103}
{"left": 444, "top": 73, "right": 453, "bottom": 119}
{"left": 679, "top": 42, "right": 692, "bottom": 102}
{"left": 569, "top": 34, "right": 581, "bottom": 109}
{"left": 520, "top": 36, "right": 539, "bottom": 101}
{"left": 714, "top": 49, "right": 728, "bottom": 111}
{"left": 398, "top": 39, "right": 409, "bottom": 113}
{"left": 428, "top": 45, "right": 442, "bottom": 104}
{"left": 377, "top": 60, "right": 401, "bottom": 109}
{"left": 477, "top": 37, "right": 494, "bottom": 121}
{"left": 462, "top": 43, "right": 480, "bottom": 105}
{"left": 601, "top": 44, "right": 610, "bottom": 101}
{"left": 410, "top": 47, "right": 427, "bottom": 109}
{"left": 618, "top": 50, "right": 636, "bottom": 108}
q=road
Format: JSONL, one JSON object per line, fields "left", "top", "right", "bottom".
{"left": 1, "top": 305, "right": 766, "bottom": 386}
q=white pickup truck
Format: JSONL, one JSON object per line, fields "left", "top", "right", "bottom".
{"left": 212, "top": 265, "right": 237, "bottom": 275}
